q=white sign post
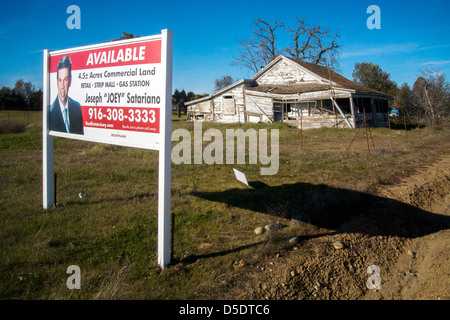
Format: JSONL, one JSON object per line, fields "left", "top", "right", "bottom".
{"left": 157, "top": 29, "right": 173, "bottom": 268}
{"left": 42, "top": 30, "right": 173, "bottom": 269}
{"left": 42, "top": 49, "right": 54, "bottom": 210}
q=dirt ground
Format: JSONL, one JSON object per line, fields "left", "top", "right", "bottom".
{"left": 227, "top": 153, "right": 450, "bottom": 300}
{"left": 367, "top": 155, "right": 450, "bottom": 300}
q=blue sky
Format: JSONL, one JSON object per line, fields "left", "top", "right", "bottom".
{"left": 1, "top": 0, "right": 449, "bottom": 94}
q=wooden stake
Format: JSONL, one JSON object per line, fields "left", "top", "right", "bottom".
{"left": 300, "top": 112, "right": 303, "bottom": 151}
{"left": 171, "top": 212, "right": 175, "bottom": 263}
{"left": 346, "top": 118, "right": 366, "bottom": 152}
{"left": 404, "top": 112, "right": 408, "bottom": 142}
{"left": 367, "top": 121, "right": 376, "bottom": 151}
{"left": 417, "top": 110, "right": 420, "bottom": 135}
{"left": 388, "top": 112, "right": 392, "bottom": 150}
{"left": 364, "top": 108, "right": 370, "bottom": 153}
{"left": 54, "top": 173, "right": 57, "bottom": 207}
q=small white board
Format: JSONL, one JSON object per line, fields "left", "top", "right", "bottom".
{"left": 233, "top": 168, "right": 249, "bottom": 186}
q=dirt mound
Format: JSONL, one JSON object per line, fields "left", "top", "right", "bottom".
{"left": 366, "top": 155, "right": 450, "bottom": 300}
{"left": 378, "top": 156, "right": 450, "bottom": 210}
{"left": 227, "top": 154, "right": 450, "bottom": 300}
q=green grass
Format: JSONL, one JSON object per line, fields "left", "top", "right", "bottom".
{"left": 0, "top": 110, "right": 449, "bottom": 299}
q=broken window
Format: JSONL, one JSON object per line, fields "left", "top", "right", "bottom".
{"left": 336, "top": 98, "right": 351, "bottom": 114}
{"left": 353, "top": 97, "right": 372, "bottom": 114}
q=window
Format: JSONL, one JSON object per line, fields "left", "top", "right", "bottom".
{"left": 223, "top": 95, "right": 235, "bottom": 115}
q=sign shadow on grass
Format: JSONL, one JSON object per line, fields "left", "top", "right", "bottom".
{"left": 184, "top": 181, "right": 449, "bottom": 264}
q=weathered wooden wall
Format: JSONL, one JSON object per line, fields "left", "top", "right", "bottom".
{"left": 256, "top": 59, "right": 319, "bottom": 85}
{"left": 288, "top": 115, "right": 354, "bottom": 129}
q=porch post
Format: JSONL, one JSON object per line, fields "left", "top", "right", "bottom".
{"left": 349, "top": 95, "right": 356, "bottom": 128}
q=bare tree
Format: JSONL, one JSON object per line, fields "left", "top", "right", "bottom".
{"left": 232, "top": 18, "right": 285, "bottom": 74}
{"left": 232, "top": 39, "right": 262, "bottom": 75}
{"left": 253, "top": 18, "right": 285, "bottom": 63}
{"left": 413, "top": 68, "right": 450, "bottom": 127}
{"left": 286, "top": 17, "right": 341, "bottom": 70}
{"left": 232, "top": 17, "right": 341, "bottom": 74}
{"left": 215, "top": 75, "right": 235, "bottom": 91}
{"left": 110, "top": 32, "right": 139, "bottom": 42}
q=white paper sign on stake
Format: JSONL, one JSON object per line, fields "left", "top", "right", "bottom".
{"left": 233, "top": 168, "right": 249, "bottom": 186}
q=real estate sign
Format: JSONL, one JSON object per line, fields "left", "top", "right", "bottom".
{"left": 43, "top": 30, "right": 173, "bottom": 268}
{"left": 47, "top": 33, "right": 168, "bottom": 150}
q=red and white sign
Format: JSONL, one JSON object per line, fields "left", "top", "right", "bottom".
{"left": 49, "top": 40, "right": 161, "bottom": 72}
{"left": 47, "top": 35, "right": 166, "bottom": 150}
{"left": 43, "top": 30, "right": 173, "bottom": 268}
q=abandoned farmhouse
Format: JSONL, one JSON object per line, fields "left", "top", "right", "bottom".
{"left": 186, "top": 55, "right": 391, "bottom": 129}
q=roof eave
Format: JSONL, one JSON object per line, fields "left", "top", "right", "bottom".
{"left": 186, "top": 79, "right": 249, "bottom": 105}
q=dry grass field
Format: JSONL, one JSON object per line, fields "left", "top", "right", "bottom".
{"left": 0, "top": 110, "right": 449, "bottom": 300}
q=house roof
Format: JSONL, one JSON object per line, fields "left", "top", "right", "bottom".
{"left": 254, "top": 56, "right": 389, "bottom": 96}
{"left": 284, "top": 57, "right": 387, "bottom": 95}
{"left": 187, "top": 55, "right": 389, "bottom": 106}
{"left": 247, "top": 83, "right": 332, "bottom": 94}
{"left": 185, "top": 79, "right": 257, "bottom": 106}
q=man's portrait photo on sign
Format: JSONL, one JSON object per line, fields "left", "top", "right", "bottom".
{"left": 49, "top": 55, "right": 84, "bottom": 135}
